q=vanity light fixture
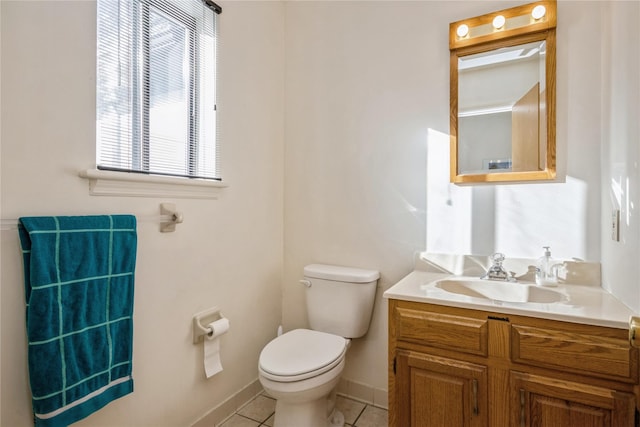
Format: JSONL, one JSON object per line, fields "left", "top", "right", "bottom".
{"left": 450, "top": 1, "right": 554, "bottom": 49}
{"left": 531, "top": 5, "right": 546, "bottom": 20}
{"left": 456, "top": 24, "right": 469, "bottom": 38}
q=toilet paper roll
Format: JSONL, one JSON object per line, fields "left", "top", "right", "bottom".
{"left": 204, "top": 318, "right": 230, "bottom": 378}
{"left": 207, "top": 317, "right": 230, "bottom": 340}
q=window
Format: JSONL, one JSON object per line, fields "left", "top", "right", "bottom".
{"left": 97, "top": 0, "right": 222, "bottom": 181}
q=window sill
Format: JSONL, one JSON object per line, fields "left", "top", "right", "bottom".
{"left": 79, "top": 169, "right": 228, "bottom": 199}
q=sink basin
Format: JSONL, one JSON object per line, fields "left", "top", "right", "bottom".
{"left": 435, "top": 279, "right": 565, "bottom": 303}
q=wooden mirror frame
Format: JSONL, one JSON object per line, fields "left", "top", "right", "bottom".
{"left": 450, "top": 0, "right": 557, "bottom": 184}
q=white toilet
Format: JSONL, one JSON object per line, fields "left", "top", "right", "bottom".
{"left": 258, "top": 264, "right": 379, "bottom": 427}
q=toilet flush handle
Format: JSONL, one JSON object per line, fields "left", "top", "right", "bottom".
{"left": 299, "top": 279, "right": 312, "bottom": 288}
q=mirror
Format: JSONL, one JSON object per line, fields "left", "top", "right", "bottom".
{"left": 450, "top": 1, "right": 556, "bottom": 184}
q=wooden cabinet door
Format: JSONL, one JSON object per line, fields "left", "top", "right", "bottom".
{"left": 512, "top": 82, "right": 541, "bottom": 171}
{"left": 510, "top": 371, "right": 636, "bottom": 427}
{"left": 393, "top": 349, "right": 488, "bottom": 427}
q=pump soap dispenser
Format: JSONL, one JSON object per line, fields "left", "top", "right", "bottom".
{"left": 536, "top": 246, "right": 558, "bottom": 287}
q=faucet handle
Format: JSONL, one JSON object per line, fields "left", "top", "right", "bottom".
{"left": 491, "top": 252, "right": 505, "bottom": 265}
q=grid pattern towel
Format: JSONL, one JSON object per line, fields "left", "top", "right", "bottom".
{"left": 18, "top": 215, "right": 137, "bottom": 427}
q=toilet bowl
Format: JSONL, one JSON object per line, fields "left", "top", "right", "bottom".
{"left": 259, "top": 329, "right": 348, "bottom": 426}
{"left": 258, "top": 264, "right": 379, "bottom": 427}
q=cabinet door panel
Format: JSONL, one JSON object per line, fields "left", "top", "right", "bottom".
{"left": 511, "top": 324, "right": 637, "bottom": 382}
{"left": 395, "top": 307, "right": 488, "bottom": 356}
{"left": 510, "top": 371, "right": 635, "bottom": 427}
{"left": 394, "top": 349, "right": 488, "bottom": 427}
{"left": 530, "top": 394, "right": 610, "bottom": 427}
{"left": 411, "top": 369, "right": 466, "bottom": 426}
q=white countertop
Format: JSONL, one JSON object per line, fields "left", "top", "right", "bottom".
{"left": 384, "top": 269, "right": 636, "bottom": 329}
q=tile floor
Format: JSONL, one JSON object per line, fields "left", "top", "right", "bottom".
{"left": 218, "top": 393, "right": 388, "bottom": 427}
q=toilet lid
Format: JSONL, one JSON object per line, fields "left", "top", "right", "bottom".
{"left": 259, "top": 329, "right": 347, "bottom": 381}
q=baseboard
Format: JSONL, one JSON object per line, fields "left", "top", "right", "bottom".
{"left": 191, "top": 378, "right": 263, "bottom": 427}
{"left": 337, "top": 378, "right": 388, "bottom": 410}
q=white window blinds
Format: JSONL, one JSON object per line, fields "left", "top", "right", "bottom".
{"left": 97, "top": 0, "right": 221, "bottom": 180}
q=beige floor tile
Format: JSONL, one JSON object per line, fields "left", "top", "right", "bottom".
{"left": 237, "top": 395, "right": 276, "bottom": 423}
{"left": 218, "top": 414, "right": 260, "bottom": 427}
{"left": 225, "top": 392, "right": 387, "bottom": 427}
{"left": 262, "top": 413, "right": 274, "bottom": 427}
{"left": 335, "top": 396, "right": 366, "bottom": 425}
{"left": 354, "top": 405, "right": 388, "bottom": 427}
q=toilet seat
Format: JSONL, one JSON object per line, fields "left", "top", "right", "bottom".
{"left": 259, "top": 329, "right": 347, "bottom": 383}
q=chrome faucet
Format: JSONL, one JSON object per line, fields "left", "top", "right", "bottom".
{"left": 481, "top": 253, "right": 515, "bottom": 282}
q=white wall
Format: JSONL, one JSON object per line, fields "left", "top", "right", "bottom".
{"left": 601, "top": 0, "right": 640, "bottom": 311}
{"left": 283, "top": 1, "right": 437, "bottom": 397}
{"left": 0, "top": 1, "right": 284, "bottom": 426}
{"left": 283, "top": 0, "right": 608, "bottom": 398}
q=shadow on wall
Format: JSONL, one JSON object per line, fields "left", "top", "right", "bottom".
{"left": 425, "top": 128, "right": 588, "bottom": 260}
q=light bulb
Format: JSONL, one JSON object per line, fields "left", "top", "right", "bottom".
{"left": 456, "top": 24, "right": 469, "bottom": 38}
{"left": 532, "top": 5, "right": 546, "bottom": 20}
{"left": 492, "top": 15, "right": 506, "bottom": 29}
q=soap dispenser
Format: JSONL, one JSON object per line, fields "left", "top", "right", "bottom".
{"left": 536, "top": 246, "right": 558, "bottom": 287}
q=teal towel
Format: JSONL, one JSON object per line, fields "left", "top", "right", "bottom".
{"left": 18, "top": 215, "right": 137, "bottom": 427}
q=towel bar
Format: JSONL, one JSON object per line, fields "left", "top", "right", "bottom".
{"left": 0, "top": 203, "right": 185, "bottom": 232}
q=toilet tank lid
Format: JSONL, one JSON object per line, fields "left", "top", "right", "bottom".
{"left": 304, "top": 264, "right": 379, "bottom": 283}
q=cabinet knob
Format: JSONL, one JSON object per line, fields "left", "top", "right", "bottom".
{"left": 629, "top": 316, "right": 640, "bottom": 348}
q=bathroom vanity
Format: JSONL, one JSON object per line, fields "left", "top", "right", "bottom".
{"left": 384, "top": 254, "right": 640, "bottom": 427}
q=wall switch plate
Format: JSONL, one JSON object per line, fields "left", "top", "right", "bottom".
{"left": 612, "top": 209, "right": 620, "bottom": 241}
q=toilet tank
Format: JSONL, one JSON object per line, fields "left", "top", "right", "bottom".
{"left": 303, "top": 264, "right": 379, "bottom": 338}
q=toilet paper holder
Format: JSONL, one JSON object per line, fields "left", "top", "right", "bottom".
{"left": 193, "top": 307, "right": 225, "bottom": 344}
